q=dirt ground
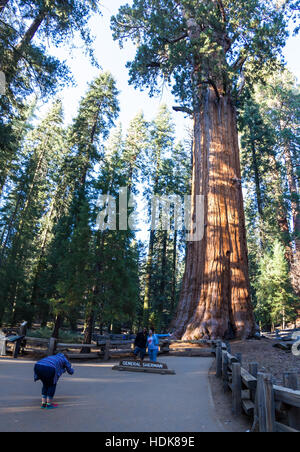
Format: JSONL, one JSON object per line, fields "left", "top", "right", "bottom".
{"left": 208, "top": 361, "right": 252, "bottom": 432}
{"left": 229, "top": 337, "right": 300, "bottom": 385}
{"left": 208, "top": 337, "right": 300, "bottom": 432}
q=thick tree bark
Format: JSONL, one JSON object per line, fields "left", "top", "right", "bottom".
{"left": 173, "top": 87, "right": 255, "bottom": 340}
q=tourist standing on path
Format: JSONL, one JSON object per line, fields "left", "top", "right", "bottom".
{"left": 133, "top": 328, "right": 148, "bottom": 360}
{"left": 34, "top": 353, "right": 74, "bottom": 409}
{"left": 147, "top": 328, "right": 172, "bottom": 362}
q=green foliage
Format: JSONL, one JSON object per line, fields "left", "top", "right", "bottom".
{"left": 238, "top": 68, "right": 300, "bottom": 327}
{"left": 27, "top": 326, "right": 82, "bottom": 343}
{"left": 111, "top": 0, "right": 296, "bottom": 106}
{"left": 255, "top": 240, "right": 298, "bottom": 329}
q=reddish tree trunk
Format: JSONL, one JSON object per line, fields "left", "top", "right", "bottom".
{"left": 173, "top": 87, "right": 255, "bottom": 340}
{"left": 284, "top": 144, "right": 300, "bottom": 296}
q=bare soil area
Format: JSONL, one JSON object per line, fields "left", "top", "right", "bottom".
{"left": 229, "top": 337, "right": 300, "bottom": 385}
{"left": 208, "top": 361, "right": 252, "bottom": 432}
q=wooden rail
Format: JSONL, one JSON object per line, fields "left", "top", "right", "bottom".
{"left": 215, "top": 342, "right": 300, "bottom": 432}
{"left": 4, "top": 336, "right": 216, "bottom": 360}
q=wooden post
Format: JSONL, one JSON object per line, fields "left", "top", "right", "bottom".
{"left": 232, "top": 362, "right": 242, "bottom": 415}
{"left": 48, "top": 337, "right": 57, "bottom": 356}
{"left": 283, "top": 371, "right": 300, "bottom": 430}
{"left": 235, "top": 353, "right": 242, "bottom": 364}
{"left": 222, "top": 351, "right": 229, "bottom": 392}
{"left": 216, "top": 344, "right": 222, "bottom": 378}
{"left": 19, "top": 321, "right": 28, "bottom": 336}
{"left": 249, "top": 362, "right": 258, "bottom": 402}
{"left": 257, "top": 373, "right": 276, "bottom": 432}
{"left": 13, "top": 339, "right": 22, "bottom": 359}
{"left": 104, "top": 339, "right": 111, "bottom": 360}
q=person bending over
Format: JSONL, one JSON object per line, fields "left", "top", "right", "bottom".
{"left": 34, "top": 352, "right": 74, "bottom": 409}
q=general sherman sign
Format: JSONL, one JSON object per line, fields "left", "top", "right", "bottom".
{"left": 120, "top": 360, "right": 167, "bottom": 370}
{"left": 112, "top": 359, "right": 175, "bottom": 375}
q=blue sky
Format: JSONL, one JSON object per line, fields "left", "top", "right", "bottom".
{"left": 46, "top": 0, "right": 190, "bottom": 139}
{"left": 39, "top": 1, "right": 299, "bottom": 241}
{"left": 44, "top": 0, "right": 299, "bottom": 142}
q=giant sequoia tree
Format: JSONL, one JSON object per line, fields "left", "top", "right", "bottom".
{"left": 111, "top": 0, "right": 297, "bottom": 339}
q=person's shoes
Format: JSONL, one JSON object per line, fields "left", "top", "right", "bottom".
{"left": 46, "top": 403, "right": 58, "bottom": 410}
{"left": 41, "top": 404, "right": 47, "bottom": 409}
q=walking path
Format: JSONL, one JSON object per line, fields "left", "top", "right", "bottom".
{"left": 0, "top": 356, "right": 224, "bottom": 432}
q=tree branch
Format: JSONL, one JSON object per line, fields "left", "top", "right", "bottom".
{"left": 147, "top": 61, "right": 161, "bottom": 68}
{"left": 172, "top": 106, "right": 193, "bottom": 116}
{"left": 208, "top": 79, "right": 221, "bottom": 101}
{"left": 163, "top": 32, "right": 188, "bottom": 45}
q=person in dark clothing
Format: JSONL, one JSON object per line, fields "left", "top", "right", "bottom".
{"left": 133, "top": 328, "right": 148, "bottom": 360}
{"left": 34, "top": 353, "right": 74, "bottom": 409}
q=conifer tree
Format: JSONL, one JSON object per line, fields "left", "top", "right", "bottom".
{"left": 0, "top": 99, "right": 66, "bottom": 324}
{"left": 111, "top": 0, "right": 298, "bottom": 339}
{"left": 255, "top": 240, "right": 298, "bottom": 331}
{"left": 48, "top": 72, "right": 120, "bottom": 340}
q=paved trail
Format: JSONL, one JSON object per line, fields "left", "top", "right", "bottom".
{"left": 0, "top": 356, "right": 223, "bottom": 432}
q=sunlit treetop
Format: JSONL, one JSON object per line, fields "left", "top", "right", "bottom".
{"left": 111, "top": 0, "right": 299, "bottom": 109}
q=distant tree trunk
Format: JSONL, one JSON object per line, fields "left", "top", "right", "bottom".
{"left": 82, "top": 233, "right": 104, "bottom": 352}
{"left": 82, "top": 312, "right": 95, "bottom": 351}
{"left": 143, "top": 230, "right": 155, "bottom": 327}
{"left": 284, "top": 144, "right": 300, "bottom": 296}
{"left": 250, "top": 140, "right": 265, "bottom": 248}
{"left": 171, "top": 230, "right": 177, "bottom": 317}
{"left": 13, "top": 10, "right": 46, "bottom": 62}
{"left": 52, "top": 314, "right": 62, "bottom": 339}
{"left": 270, "top": 155, "right": 293, "bottom": 262}
{"left": 284, "top": 147, "right": 300, "bottom": 240}
{"left": 173, "top": 87, "right": 255, "bottom": 340}
{"left": 158, "top": 230, "right": 168, "bottom": 328}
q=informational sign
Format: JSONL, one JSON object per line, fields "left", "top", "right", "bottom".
{"left": 120, "top": 360, "right": 167, "bottom": 370}
{"left": 112, "top": 359, "right": 175, "bottom": 375}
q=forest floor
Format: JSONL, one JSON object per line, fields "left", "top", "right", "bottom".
{"left": 208, "top": 337, "right": 300, "bottom": 432}
{"left": 208, "top": 361, "right": 252, "bottom": 432}
{"left": 229, "top": 337, "right": 300, "bottom": 385}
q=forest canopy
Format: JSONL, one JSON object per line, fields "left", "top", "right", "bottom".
{"left": 0, "top": 0, "right": 299, "bottom": 341}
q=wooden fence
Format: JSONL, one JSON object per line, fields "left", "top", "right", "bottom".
{"left": 262, "top": 328, "right": 300, "bottom": 341}
{"left": 4, "top": 336, "right": 216, "bottom": 360}
{"left": 215, "top": 342, "right": 300, "bottom": 432}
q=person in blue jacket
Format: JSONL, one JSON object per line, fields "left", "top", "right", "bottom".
{"left": 34, "top": 353, "right": 74, "bottom": 409}
{"left": 147, "top": 328, "right": 172, "bottom": 362}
